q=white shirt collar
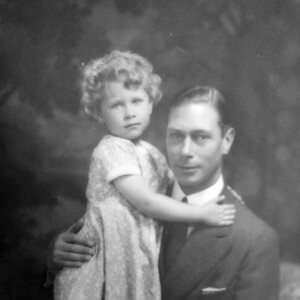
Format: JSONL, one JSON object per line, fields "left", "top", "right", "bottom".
{"left": 172, "top": 176, "right": 224, "bottom": 206}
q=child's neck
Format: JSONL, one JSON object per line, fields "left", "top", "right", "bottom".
{"left": 130, "top": 137, "right": 142, "bottom": 145}
{"left": 105, "top": 129, "right": 142, "bottom": 145}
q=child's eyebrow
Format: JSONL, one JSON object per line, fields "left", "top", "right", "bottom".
{"left": 109, "top": 99, "right": 123, "bottom": 107}
{"left": 110, "top": 97, "right": 122, "bottom": 103}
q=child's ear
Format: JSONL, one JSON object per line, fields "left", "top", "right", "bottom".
{"left": 93, "top": 112, "right": 105, "bottom": 124}
{"left": 149, "top": 101, "right": 153, "bottom": 114}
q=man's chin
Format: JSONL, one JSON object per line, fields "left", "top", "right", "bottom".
{"left": 176, "top": 170, "right": 201, "bottom": 182}
{"left": 177, "top": 176, "right": 200, "bottom": 188}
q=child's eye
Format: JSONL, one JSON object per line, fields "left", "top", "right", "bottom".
{"left": 132, "top": 98, "right": 143, "bottom": 104}
{"left": 111, "top": 103, "right": 123, "bottom": 109}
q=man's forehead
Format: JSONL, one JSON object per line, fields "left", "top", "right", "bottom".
{"left": 167, "top": 102, "right": 220, "bottom": 127}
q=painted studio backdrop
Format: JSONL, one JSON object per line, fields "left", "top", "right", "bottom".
{"left": 1, "top": 1, "right": 300, "bottom": 299}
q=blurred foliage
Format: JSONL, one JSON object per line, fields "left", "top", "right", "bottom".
{"left": 280, "top": 262, "right": 300, "bottom": 299}
{"left": 0, "top": 0, "right": 98, "bottom": 113}
{"left": 1, "top": 0, "right": 300, "bottom": 298}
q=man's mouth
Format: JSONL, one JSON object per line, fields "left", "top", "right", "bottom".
{"left": 178, "top": 165, "right": 200, "bottom": 172}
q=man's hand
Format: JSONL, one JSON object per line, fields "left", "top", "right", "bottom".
{"left": 47, "top": 218, "right": 95, "bottom": 275}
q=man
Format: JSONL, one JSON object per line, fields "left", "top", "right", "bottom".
{"left": 47, "top": 86, "right": 279, "bottom": 299}
{"left": 159, "top": 86, "right": 279, "bottom": 299}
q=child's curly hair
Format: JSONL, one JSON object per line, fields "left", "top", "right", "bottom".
{"left": 81, "top": 50, "right": 162, "bottom": 118}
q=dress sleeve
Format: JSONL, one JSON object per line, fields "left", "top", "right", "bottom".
{"left": 142, "top": 141, "right": 174, "bottom": 186}
{"left": 93, "top": 136, "right": 141, "bottom": 183}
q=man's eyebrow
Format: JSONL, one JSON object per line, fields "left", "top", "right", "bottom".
{"left": 167, "top": 128, "right": 210, "bottom": 135}
{"left": 191, "top": 129, "right": 210, "bottom": 134}
{"left": 166, "top": 127, "right": 183, "bottom": 132}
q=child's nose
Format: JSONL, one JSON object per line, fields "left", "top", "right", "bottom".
{"left": 124, "top": 105, "right": 135, "bottom": 119}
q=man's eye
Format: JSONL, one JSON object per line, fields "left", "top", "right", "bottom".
{"left": 169, "top": 132, "right": 183, "bottom": 141}
{"left": 194, "top": 135, "right": 209, "bottom": 142}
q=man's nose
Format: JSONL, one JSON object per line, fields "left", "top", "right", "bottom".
{"left": 181, "top": 137, "right": 193, "bottom": 156}
{"left": 124, "top": 104, "right": 135, "bottom": 119}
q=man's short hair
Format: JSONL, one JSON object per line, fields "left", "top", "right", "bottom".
{"left": 169, "top": 86, "right": 231, "bottom": 129}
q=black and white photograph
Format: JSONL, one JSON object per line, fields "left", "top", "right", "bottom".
{"left": 1, "top": 1, "right": 300, "bottom": 299}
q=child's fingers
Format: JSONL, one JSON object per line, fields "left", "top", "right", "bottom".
{"left": 222, "top": 213, "right": 236, "bottom": 224}
{"left": 223, "top": 205, "right": 236, "bottom": 213}
{"left": 224, "top": 206, "right": 236, "bottom": 211}
{"left": 223, "top": 209, "right": 236, "bottom": 216}
{"left": 223, "top": 215, "right": 236, "bottom": 222}
{"left": 221, "top": 219, "right": 234, "bottom": 226}
{"left": 216, "top": 219, "right": 234, "bottom": 226}
{"left": 222, "top": 203, "right": 235, "bottom": 209}
{"left": 222, "top": 207, "right": 236, "bottom": 222}
{"left": 222, "top": 213, "right": 235, "bottom": 221}
{"left": 208, "top": 195, "right": 225, "bottom": 205}
{"left": 214, "top": 195, "right": 225, "bottom": 204}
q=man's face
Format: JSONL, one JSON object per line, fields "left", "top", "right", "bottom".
{"left": 166, "top": 102, "right": 235, "bottom": 195}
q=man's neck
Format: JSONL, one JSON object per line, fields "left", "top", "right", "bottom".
{"left": 181, "top": 173, "right": 223, "bottom": 195}
{"left": 172, "top": 175, "right": 224, "bottom": 204}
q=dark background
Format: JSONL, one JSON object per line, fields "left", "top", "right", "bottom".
{"left": 1, "top": 0, "right": 300, "bottom": 299}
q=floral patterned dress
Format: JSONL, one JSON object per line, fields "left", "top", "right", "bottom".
{"left": 54, "top": 135, "right": 171, "bottom": 300}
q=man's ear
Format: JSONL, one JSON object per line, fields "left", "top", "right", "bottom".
{"left": 222, "top": 127, "right": 235, "bottom": 155}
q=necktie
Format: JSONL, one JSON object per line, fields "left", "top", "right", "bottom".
{"left": 164, "top": 197, "right": 188, "bottom": 273}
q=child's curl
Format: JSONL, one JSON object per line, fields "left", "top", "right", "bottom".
{"left": 81, "top": 50, "right": 162, "bottom": 118}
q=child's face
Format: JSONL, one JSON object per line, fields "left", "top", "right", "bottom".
{"left": 99, "top": 81, "right": 153, "bottom": 141}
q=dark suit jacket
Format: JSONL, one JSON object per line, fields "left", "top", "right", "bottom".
{"left": 159, "top": 186, "right": 279, "bottom": 300}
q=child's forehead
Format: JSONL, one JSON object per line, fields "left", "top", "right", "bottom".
{"left": 105, "top": 79, "right": 143, "bottom": 91}
{"left": 104, "top": 80, "right": 146, "bottom": 98}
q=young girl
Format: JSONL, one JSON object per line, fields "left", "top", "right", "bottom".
{"left": 54, "top": 51, "right": 235, "bottom": 300}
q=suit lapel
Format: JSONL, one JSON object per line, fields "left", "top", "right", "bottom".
{"left": 159, "top": 181, "right": 177, "bottom": 280}
{"left": 159, "top": 221, "right": 170, "bottom": 280}
{"left": 161, "top": 187, "right": 235, "bottom": 300}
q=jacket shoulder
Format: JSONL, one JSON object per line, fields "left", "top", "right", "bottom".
{"left": 226, "top": 186, "right": 278, "bottom": 243}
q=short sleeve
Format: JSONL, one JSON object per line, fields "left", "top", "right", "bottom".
{"left": 141, "top": 141, "right": 174, "bottom": 187}
{"left": 93, "top": 135, "right": 141, "bottom": 183}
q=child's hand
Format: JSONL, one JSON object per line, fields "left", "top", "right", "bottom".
{"left": 200, "top": 196, "right": 236, "bottom": 226}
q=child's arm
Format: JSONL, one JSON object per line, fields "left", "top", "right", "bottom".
{"left": 114, "top": 174, "right": 235, "bottom": 226}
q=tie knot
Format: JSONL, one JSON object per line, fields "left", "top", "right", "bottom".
{"left": 182, "top": 196, "right": 188, "bottom": 203}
